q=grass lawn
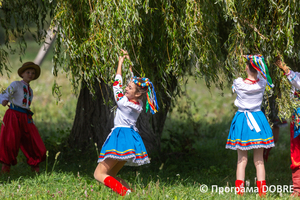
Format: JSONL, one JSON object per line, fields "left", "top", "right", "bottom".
{"left": 0, "top": 40, "right": 294, "bottom": 199}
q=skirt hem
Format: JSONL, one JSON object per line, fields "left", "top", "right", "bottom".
{"left": 98, "top": 155, "right": 150, "bottom": 166}
{"left": 225, "top": 143, "right": 275, "bottom": 150}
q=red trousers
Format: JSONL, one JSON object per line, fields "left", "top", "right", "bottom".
{"left": 291, "top": 122, "right": 300, "bottom": 192}
{"left": 291, "top": 122, "right": 300, "bottom": 170}
{"left": 0, "top": 109, "right": 46, "bottom": 166}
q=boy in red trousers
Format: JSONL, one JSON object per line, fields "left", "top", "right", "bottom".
{"left": 0, "top": 62, "right": 46, "bottom": 173}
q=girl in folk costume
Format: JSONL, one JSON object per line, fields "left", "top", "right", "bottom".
{"left": 0, "top": 62, "right": 46, "bottom": 173}
{"left": 94, "top": 50, "right": 159, "bottom": 196}
{"left": 275, "top": 57, "right": 300, "bottom": 197}
{"left": 225, "top": 55, "right": 275, "bottom": 196}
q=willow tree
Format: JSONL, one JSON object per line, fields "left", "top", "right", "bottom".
{"left": 218, "top": 0, "right": 300, "bottom": 123}
{"left": 0, "top": 0, "right": 55, "bottom": 73}
{"left": 1, "top": 0, "right": 300, "bottom": 153}
{"left": 51, "top": 0, "right": 228, "bottom": 152}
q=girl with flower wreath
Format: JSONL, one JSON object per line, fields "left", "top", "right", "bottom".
{"left": 94, "top": 49, "right": 159, "bottom": 196}
{"left": 225, "top": 55, "right": 275, "bottom": 196}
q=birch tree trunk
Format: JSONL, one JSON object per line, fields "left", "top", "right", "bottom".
{"left": 34, "top": 27, "right": 57, "bottom": 66}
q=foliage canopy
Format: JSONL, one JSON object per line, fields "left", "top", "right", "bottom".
{"left": 1, "top": 0, "right": 300, "bottom": 121}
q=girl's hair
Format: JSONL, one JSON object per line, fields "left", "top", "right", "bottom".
{"left": 134, "top": 78, "right": 148, "bottom": 99}
{"left": 246, "top": 60, "right": 257, "bottom": 74}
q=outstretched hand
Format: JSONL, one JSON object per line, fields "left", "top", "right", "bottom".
{"left": 118, "top": 55, "right": 126, "bottom": 63}
{"left": 274, "top": 55, "right": 290, "bottom": 74}
{"left": 117, "top": 49, "right": 132, "bottom": 75}
{"left": 121, "top": 49, "right": 130, "bottom": 60}
{"left": 274, "top": 56, "right": 283, "bottom": 68}
{"left": 120, "top": 49, "right": 132, "bottom": 72}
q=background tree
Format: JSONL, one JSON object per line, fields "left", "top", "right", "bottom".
{"left": 0, "top": 0, "right": 54, "bottom": 74}
{"left": 51, "top": 0, "right": 229, "bottom": 153}
{"left": 219, "top": 0, "right": 300, "bottom": 122}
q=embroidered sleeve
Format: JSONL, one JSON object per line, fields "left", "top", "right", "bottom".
{"left": 287, "top": 70, "right": 300, "bottom": 90}
{"left": 113, "top": 74, "right": 124, "bottom": 102}
{"left": 0, "top": 81, "right": 17, "bottom": 104}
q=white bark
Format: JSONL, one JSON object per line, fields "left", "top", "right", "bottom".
{"left": 34, "top": 26, "right": 57, "bottom": 66}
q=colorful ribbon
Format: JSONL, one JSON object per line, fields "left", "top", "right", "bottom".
{"left": 131, "top": 76, "right": 159, "bottom": 114}
{"left": 245, "top": 55, "right": 274, "bottom": 88}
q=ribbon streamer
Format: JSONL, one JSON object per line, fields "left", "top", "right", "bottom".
{"left": 131, "top": 76, "right": 159, "bottom": 114}
{"left": 246, "top": 55, "right": 274, "bottom": 88}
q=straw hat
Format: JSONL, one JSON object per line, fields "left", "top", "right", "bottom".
{"left": 18, "top": 62, "right": 41, "bottom": 80}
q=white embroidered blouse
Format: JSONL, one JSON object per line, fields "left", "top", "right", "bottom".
{"left": 0, "top": 80, "right": 33, "bottom": 110}
{"left": 113, "top": 74, "right": 143, "bottom": 131}
{"left": 232, "top": 74, "right": 267, "bottom": 111}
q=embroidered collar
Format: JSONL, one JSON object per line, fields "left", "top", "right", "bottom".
{"left": 128, "top": 99, "right": 140, "bottom": 105}
{"left": 21, "top": 80, "right": 29, "bottom": 86}
{"left": 244, "top": 78, "right": 259, "bottom": 84}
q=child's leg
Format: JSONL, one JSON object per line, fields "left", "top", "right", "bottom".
{"left": 254, "top": 148, "right": 266, "bottom": 196}
{"left": 235, "top": 149, "right": 247, "bottom": 195}
{"left": 253, "top": 148, "right": 265, "bottom": 180}
{"left": 236, "top": 149, "right": 248, "bottom": 180}
{"left": 0, "top": 110, "right": 22, "bottom": 167}
{"left": 107, "top": 161, "right": 130, "bottom": 189}
{"left": 94, "top": 158, "right": 120, "bottom": 183}
{"left": 94, "top": 158, "right": 129, "bottom": 196}
{"left": 20, "top": 122, "right": 46, "bottom": 170}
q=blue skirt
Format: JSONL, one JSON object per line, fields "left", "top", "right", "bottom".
{"left": 98, "top": 127, "right": 150, "bottom": 166}
{"left": 226, "top": 111, "right": 275, "bottom": 150}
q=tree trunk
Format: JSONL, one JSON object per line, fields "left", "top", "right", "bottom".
{"left": 68, "top": 78, "right": 173, "bottom": 154}
{"left": 68, "top": 80, "right": 115, "bottom": 150}
{"left": 34, "top": 27, "right": 57, "bottom": 66}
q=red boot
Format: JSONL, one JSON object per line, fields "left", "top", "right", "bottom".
{"left": 1, "top": 164, "right": 10, "bottom": 173}
{"left": 256, "top": 180, "right": 266, "bottom": 197}
{"left": 104, "top": 176, "right": 130, "bottom": 196}
{"left": 235, "top": 180, "right": 244, "bottom": 195}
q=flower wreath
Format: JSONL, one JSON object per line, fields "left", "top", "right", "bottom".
{"left": 131, "top": 76, "right": 159, "bottom": 114}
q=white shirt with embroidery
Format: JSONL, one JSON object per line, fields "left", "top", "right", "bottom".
{"left": 113, "top": 74, "right": 143, "bottom": 130}
{"left": 0, "top": 80, "right": 33, "bottom": 110}
{"left": 232, "top": 74, "right": 266, "bottom": 111}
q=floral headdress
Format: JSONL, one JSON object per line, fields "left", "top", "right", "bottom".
{"left": 245, "top": 54, "right": 274, "bottom": 88}
{"left": 131, "top": 76, "right": 159, "bottom": 114}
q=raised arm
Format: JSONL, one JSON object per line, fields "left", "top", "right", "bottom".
{"left": 275, "top": 56, "right": 300, "bottom": 89}
{"left": 114, "top": 49, "right": 131, "bottom": 102}
{"left": 116, "top": 54, "right": 126, "bottom": 75}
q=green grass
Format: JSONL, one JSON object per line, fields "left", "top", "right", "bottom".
{"left": 0, "top": 40, "right": 295, "bottom": 199}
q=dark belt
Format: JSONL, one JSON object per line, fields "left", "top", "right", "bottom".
{"left": 9, "top": 104, "right": 34, "bottom": 123}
